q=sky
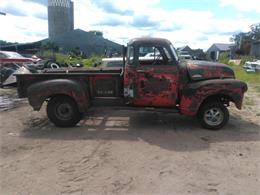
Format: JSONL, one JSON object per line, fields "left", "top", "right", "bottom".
{"left": 0, "top": 0, "right": 259, "bottom": 50}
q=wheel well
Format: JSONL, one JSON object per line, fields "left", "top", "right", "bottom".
{"left": 48, "top": 94, "right": 75, "bottom": 102}
{"left": 201, "top": 94, "right": 233, "bottom": 108}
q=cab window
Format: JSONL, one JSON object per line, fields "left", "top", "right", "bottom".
{"left": 138, "top": 46, "right": 173, "bottom": 65}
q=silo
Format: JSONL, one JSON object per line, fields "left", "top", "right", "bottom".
{"left": 48, "top": 0, "right": 74, "bottom": 38}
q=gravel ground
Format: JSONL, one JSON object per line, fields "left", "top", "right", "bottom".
{"left": 0, "top": 87, "right": 259, "bottom": 195}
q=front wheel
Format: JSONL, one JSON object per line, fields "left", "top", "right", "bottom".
{"left": 198, "top": 101, "right": 229, "bottom": 130}
{"left": 47, "top": 96, "right": 82, "bottom": 127}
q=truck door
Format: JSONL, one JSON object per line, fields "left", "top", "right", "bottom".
{"left": 124, "top": 44, "right": 179, "bottom": 108}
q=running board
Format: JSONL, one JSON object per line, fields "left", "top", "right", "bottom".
{"left": 90, "top": 98, "right": 179, "bottom": 113}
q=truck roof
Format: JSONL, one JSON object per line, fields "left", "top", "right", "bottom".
{"left": 128, "top": 37, "right": 172, "bottom": 46}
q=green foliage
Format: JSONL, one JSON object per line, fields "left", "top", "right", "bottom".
{"left": 82, "top": 55, "right": 102, "bottom": 67}
{"left": 37, "top": 50, "right": 102, "bottom": 67}
{"left": 231, "top": 23, "right": 260, "bottom": 44}
{"left": 0, "top": 40, "right": 18, "bottom": 46}
{"left": 231, "top": 23, "right": 260, "bottom": 55}
{"left": 218, "top": 52, "right": 230, "bottom": 65}
{"left": 55, "top": 53, "right": 70, "bottom": 64}
{"left": 192, "top": 49, "right": 206, "bottom": 60}
{"left": 69, "top": 47, "right": 84, "bottom": 58}
{"left": 249, "top": 23, "right": 260, "bottom": 41}
{"left": 239, "top": 55, "right": 254, "bottom": 66}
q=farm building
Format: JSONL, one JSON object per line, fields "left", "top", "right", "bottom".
{"left": 207, "top": 43, "right": 234, "bottom": 61}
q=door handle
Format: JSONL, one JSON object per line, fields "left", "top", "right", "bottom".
{"left": 136, "top": 70, "right": 145, "bottom": 73}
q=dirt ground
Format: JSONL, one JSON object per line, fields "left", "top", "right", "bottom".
{"left": 0, "top": 86, "right": 259, "bottom": 195}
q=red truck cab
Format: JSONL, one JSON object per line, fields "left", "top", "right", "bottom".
{"left": 124, "top": 38, "right": 180, "bottom": 108}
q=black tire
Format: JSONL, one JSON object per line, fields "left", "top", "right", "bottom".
{"left": 45, "top": 61, "right": 60, "bottom": 69}
{"left": 49, "top": 62, "right": 60, "bottom": 69}
{"left": 47, "top": 96, "right": 82, "bottom": 127}
{"left": 198, "top": 101, "right": 229, "bottom": 130}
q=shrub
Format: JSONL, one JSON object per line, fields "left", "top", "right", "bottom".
{"left": 238, "top": 55, "right": 254, "bottom": 66}
{"left": 218, "top": 52, "right": 230, "bottom": 65}
{"left": 36, "top": 50, "right": 103, "bottom": 67}
{"left": 82, "top": 55, "right": 102, "bottom": 67}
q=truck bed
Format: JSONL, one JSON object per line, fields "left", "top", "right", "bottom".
{"left": 16, "top": 67, "right": 124, "bottom": 99}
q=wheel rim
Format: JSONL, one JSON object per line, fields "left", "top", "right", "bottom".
{"left": 203, "top": 107, "right": 224, "bottom": 126}
{"left": 55, "top": 103, "right": 73, "bottom": 120}
{"left": 50, "top": 63, "right": 59, "bottom": 69}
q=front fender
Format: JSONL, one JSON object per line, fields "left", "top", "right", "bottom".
{"left": 27, "top": 79, "right": 89, "bottom": 112}
{"left": 179, "top": 79, "right": 247, "bottom": 116}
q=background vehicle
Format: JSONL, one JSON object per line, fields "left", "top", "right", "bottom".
{"left": 101, "top": 58, "right": 124, "bottom": 67}
{"left": 178, "top": 51, "right": 192, "bottom": 60}
{"left": 243, "top": 60, "right": 260, "bottom": 72}
{"left": 144, "top": 52, "right": 161, "bottom": 58}
{"left": 0, "top": 62, "right": 31, "bottom": 87}
{"left": 15, "top": 38, "right": 247, "bottom": 130}
{"left": 0, "top": 51, "right": 41, "bottom": 63}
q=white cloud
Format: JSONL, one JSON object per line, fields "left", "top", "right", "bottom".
{"left": 0, "top": 0, "right": 47, "bottom": 19}
{"left": 219, "top": 0, "right": 260, "bottom": 13}
{"left": 0, "top": 14, "right": 47, "bottom": 43}
{"left": 0, "top": 0, "right": 48, "bottom": 42}
{"left": 0, "top": 0, "right": 259, "bottom": 50}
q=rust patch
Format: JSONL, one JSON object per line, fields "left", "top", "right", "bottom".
{"left": 142, "top": 76, "right": 171, "bottom": 94}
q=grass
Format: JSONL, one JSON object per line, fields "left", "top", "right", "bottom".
{"left": 228, "top": 64, "right": 260, "bottom": 84}
{"left": 218, "top": 53, "right": 259, "bottom": 84}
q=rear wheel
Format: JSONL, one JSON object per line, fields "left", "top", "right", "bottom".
{"left": 198, "top": 101, "right": 229, "bottom": 130}
{"left": 47, "top": 96, "right": 82, "bottom": 127}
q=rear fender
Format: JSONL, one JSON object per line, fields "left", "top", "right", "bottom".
{"left": 179, "top": 79, "right": 247, "bottom": 116}
{"left": 27, "top": 79, "right": 89, "bottom": 113}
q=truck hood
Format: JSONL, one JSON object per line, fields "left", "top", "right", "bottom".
{"left": 186, "top": 60, "right": 235, "bottom": 81}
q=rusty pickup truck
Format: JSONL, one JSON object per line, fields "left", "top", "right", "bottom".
{"left": 16, "top": 38, "right": 247, "bottom": 130}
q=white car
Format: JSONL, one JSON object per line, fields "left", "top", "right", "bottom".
{"left": 243, "top": 60, "right": 260, "bottom": 72}
{"left": 178, "top": 51, "right": 192, "bottom": 60}
{"left": 179, "top": 54, "right": 192, "bottom": 60}
{"left": 144, "top": 52, "right": 161, "bottom": 58}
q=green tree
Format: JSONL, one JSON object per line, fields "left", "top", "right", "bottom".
{"left": 192, "top": 49, "right": 206, "bottom": 60}
{"left": 230, "top": 23, "right": 260, "bottom": 55}
{"left": 0, "top": 40, "right": 18, "bottom": 46}
{"left": 249, "top": 23, "right": 260, "bottom": 41}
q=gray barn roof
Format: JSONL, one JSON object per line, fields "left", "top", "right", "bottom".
{"left": 214, "top": 43, "right": 234, "bottom": 51}
{"left": 207, "top": 43, "right": 234, "bottom": 53}
{"left": 0, "top": 29, "right": 122, "bottom": 57}
{"left": 177, "top": 45, "right": 192, "bottom": 52}
{"left": 41, "top": 29, "right": 122, "bottom": 56}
